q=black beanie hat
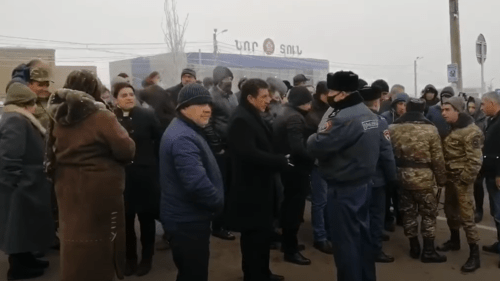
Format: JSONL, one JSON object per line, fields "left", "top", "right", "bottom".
{"left": 327, "top": 71, "right": 359, "bottom": 92}
{"left": 181, "top": 68, "right": 196, "bottom": 79}
{"left": 406, "top": 98, "right": 426, "bottom": 113}
{"left": 176, "top": 83, "right": 212, "bottom": 110}
{"left": 359, "top": 85, "right": 382, "bottom": 102}
{"left": 213, "top": 66, "right": 233, "bottom": 85}
{"left": 288, "top": 86, "right": 313, "bottom": 106}
{"left": 316, "top": 81, "right": 328, "bottom": 95}
{"left": 358, "top": 79, "right": 368, "bottom": 90}
{"left": 371, "top": 79, "right": 389, "bottom": 93}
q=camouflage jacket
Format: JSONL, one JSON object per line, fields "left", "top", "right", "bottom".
{"left": 34, "top": 97, "right": 50, "bottom": 130}
{"left": 389, "top": 112, "right": 447, "bottom": 190}
{"left": 443, "top": 113, "right": 484, "bottom": 184}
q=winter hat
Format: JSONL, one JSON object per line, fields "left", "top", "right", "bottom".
{"left": 316, "top": 81, "right": 328, "bottom": 95}
{"left": 5, "top": 82, "right": 37, "bottom": 106}
{"left": 423, "top": 84, "right": 438, "bottom": 95}
{"left": 266, "top": 77, "right": 288, "bottom": 96}
{"left": 288, "top": 86, "right": 313, "bottom": 107}
{"left": 358, "top": 79, "right": 368, "bottom": 90}
{"left": 176, "top": 83, "right": 212, "bottom": 110}
{"left": 283, "top": 80, "right": 293, "bottom": 91}
{"left": 359, "top": 85, "right": 382, "bottom": 102}
{"left": 327, "top": 71, "right": 359, "bottom": 92}
{"left": 391, "top": 93, "right": 410, "bottom": 107}
{"left": 293, "top": 74, "right": 309, "bottom": 85}
{"left": 372, "top": 79, "right": 389, "bottom": 93}
{"left": 213, "top": 66, "right": 233, "bottom": 85}
{"left": 406, "top": 98, "right": 426, "bottom": 113}
{"left": 440, "top": 86, "right": 455, "bottom": 99}
{"left": 443, "top": 96, "right": 465, "bottom": 113}
{"left": 181, "top": 68, "right": 197, "bottom": 79}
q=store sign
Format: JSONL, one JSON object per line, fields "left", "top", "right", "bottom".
{"left": 236, "top": 38, "right": 302, "bottom": 56}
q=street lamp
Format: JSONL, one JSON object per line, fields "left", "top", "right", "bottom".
{"left": 213, "top": 29, "right": 228, "bottom": 55}
{"left": 414, "top": 57, "right": 424, "bottom": 97}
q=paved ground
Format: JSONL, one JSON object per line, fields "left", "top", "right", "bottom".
{"left": 1, "top": 199, "right": 499, "bottom": 281}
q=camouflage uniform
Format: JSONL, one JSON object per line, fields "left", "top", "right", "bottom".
{"left": 389, "top": 113, "right": 447, "bottom": 239}
{"left": 442, "top": 114, "right": 483, "bottom": 244}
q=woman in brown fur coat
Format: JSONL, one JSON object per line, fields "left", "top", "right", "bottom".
{"left": 45, "top": 70, "right": 135, "bottom": 281}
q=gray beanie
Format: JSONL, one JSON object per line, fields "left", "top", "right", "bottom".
{"left": 266, "top": 77, "right": 288, "bottom": 96}
{"left": 5, "top": 82, "right": 37, "bottom": 106}
{"left": 443, "top": 96, "right": 465, "bottom": 113}
{"left": 176, "top": 83, "right": 212, "bottom": 110}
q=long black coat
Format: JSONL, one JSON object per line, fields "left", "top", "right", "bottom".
{"left": 115, "top": 106, "right": 163, "bottom": 215}
{"left": 226, "top": 102, "right": 288, "bottom": 231}
{"left": 138, "top": 84, "right": 175, "bottom": 132}
{"left": 0, "top": 109, "right": 54, "bottom": 254}
{"left": 482, "top": 111, "right": 500, "bottom": 178}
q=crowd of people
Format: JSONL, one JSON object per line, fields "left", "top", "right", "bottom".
{"left": 0, "top": 58, "right": 499, "bottom": 281}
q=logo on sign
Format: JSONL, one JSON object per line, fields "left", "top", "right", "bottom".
{"left": 263, "top": 38, "right": 275, "bottom": 55}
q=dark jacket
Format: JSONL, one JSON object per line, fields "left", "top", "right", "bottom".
{"left": 159, "top": 116, "right": 224, "bottom": 223}
{"left": 208, "top": 86, "right": 239, "bottom": 143}
{"left": 371, "top": 109, "right": 398, "bottom": 188}
{"left": 307, "top": 92, "right": 381, "bottom": 187}
{"left": 305, "top": 94, "right": 330, "bottom": 131}
{"left": 115, "top": 106, "right": 163, "bottom": 214}
{"left": 380, "top": 93, "right": 410, "bottom": 125}
{"left": 165, "top": 83, "right": 184, "bottom": 109}
{"left": 0, "top": 106, "right": 54, "bottom": 255}
{"left": 426, "top": 103, "right": 451, "bottom": 139}
{"left": 482, "top": 111, "right": 500, "bottom": 178}
{"left": 226, "top": 101, "right": 288, "bottom": 231}
{"left": 273, "top": 104, "right": 315, "bottom": 170}
{"left": 138, "top": 84, "right": 175, "bottom": 132}
{"left": 261, "top": 100, "right": 283, "bottom": 126}
{"left": 421, "top": 87, "right": 440, "bottom": 115}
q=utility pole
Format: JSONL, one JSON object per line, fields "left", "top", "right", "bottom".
{"left": 414, "top": 57, "right": 423, "bottom": 97}
{"left": 213, "top": 29, "right": 218, "bottom": 55}
{"left": 449, "top": 0, "right": 463, "bottom": 92}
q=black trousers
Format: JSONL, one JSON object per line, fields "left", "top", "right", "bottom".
{"left": 212, "top": 153, "right": 229, "bottom": 231}
{"left": 385, "top": 187, "right": 400, "bottom": 224}
{"left": 474, "top": 175, "right": 485, "bottom": 212}
{"left": 240, "top": 228, "right": 272, "bottom": 281}
{"left": 125, "top": 211, "right": 156, "bottom": 260}
{"left": 280, "top": 169, "right": 309, "bottom": 254}
{"left": 168, "top": 221, "right": 211, "bottom": 281}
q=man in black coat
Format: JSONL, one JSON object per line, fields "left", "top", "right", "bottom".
{"left": 226, "top": 79, "right": 289, "bottom": 281}
{"left": 480, "top": 91, "right": 500, "bottom": 268}
{"left": 165, "top": 68, "right": 197, "bottom": 108}
{"left": 273, "top": 87, "right": 314, "bottom": 265}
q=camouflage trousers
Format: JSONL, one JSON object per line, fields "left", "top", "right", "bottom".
{"left": 399, "top": 188, "right": 438, "bottom": 239}
{"left": 444, "top": 180, "right": 479, "bottom": 244}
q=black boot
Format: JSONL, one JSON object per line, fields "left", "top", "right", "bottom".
{"left": 436, "top": 229, "right": 460, "bottom": 252}
{"left": 461, "top": 243, "right": 480, "bottom": 273}
{"left": 123, "top": 259, "right": 137, "bottom": 276}
{"left": 421, "top": 238, "right": 447, "bottom": 263}
{"left": 25, "top": 253, "right": 49, "bottom": 269}
{"left": 313, "top": 240, "right": 333, "bottom": 254}
{"left": 409, "top": 237, "right": 421, "bottom": 259}
{"left": 284, "top": 252, "right": 311, "bottom": 265}
{"left": 482, "top": 242, "right": 499, "bottom": 254}
{"left": 212, "top": 228, "right": 236, "bottom": 240}
{"left": 7, "top": 254, "right": 44, "bottom": 281}
{"left": 375, "top": 252, "right": 395, "bottom": 263}
{"left": 136, "top": 258, "right": 152, "bottom": 276}
{"left": 474, "top": 209, "right": 483, "bottom": 223}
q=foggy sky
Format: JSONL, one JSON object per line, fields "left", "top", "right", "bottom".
{"left": 0, "top": 0, "right": 499, "bottom": 95}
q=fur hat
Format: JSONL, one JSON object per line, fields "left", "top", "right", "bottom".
{"left": 213, "top": 66, "right": 233, "bottom": 85}
{"left": 327, "top": 71, "right": 359, "bottom": 92}
{"left": 406, "top": 98, "right": 426, "bottom": 113}
{"left": 5, "top": 82, "right": 37, "bottom": 106}
{"left": 359, "top": 85, "right": 382, "bottom": 102}
{"left": 288, "top": 86, "right": 313, "bottom": 106}
{"left": 176, "top": 83, "right": 212, "bottom": 110}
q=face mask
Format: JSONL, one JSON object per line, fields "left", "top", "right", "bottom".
{"left": 220, "top": 81, "right": 232, "bottom": 93}
{"left": 327, "top": 95, "right": 339, "bottom": 108}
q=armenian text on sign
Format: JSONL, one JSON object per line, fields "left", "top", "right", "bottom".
{"left": 235, "top": 38, "right": 302, "bottom": 56}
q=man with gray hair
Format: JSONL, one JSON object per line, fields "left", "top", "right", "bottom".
{"left": 480, "top": 91, "right": 500, "bottom": 268}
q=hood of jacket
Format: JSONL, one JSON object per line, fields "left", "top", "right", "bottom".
{"left": 391, "top": 93, "right": 410, "bottom": 108}
{"left": 467, "top": 96, "right": 486, "bottom": 121}
{"left": 47, "top": 89, "right": 106, "bottom": 126}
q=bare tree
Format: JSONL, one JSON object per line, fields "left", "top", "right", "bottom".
{"left": 162, "top": 0, "right": 189, "bottom": 86}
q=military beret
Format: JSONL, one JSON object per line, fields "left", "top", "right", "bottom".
{"left": 327, "top": 71, "right": 359, "bottom": 92}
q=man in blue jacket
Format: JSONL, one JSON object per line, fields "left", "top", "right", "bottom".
{"left": 307, "top": 71, "right": 381, "bottom": 281}
{"left": 359, "top": 85, "right": 398, "bottom": 264}
{"left": 159, "top": 83, "right": 224, "bottom": 281}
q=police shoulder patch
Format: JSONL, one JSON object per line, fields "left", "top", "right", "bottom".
{"left": 383, "top": 129, "right": 391, "bottom": 141}
{"left": 362, "top": 119, "right": 379, "bottom": 131}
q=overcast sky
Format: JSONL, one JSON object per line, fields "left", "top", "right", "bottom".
{"left": 0, "top": 0, "right": 499, "bottom": 95}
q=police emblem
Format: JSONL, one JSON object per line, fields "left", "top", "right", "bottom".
{"left": 383, "top": 129, "right": 391, "bottom": 141}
